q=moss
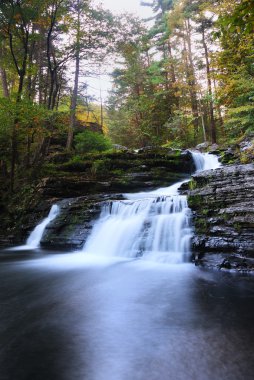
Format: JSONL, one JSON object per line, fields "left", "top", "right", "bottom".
{"left": 90, "top": 159, "right": 111, "bottom": 176}
{"left": 222, "top": 212, "right": 231, "bottom": 222}
{"left": 195, "top": 218, "right": 209, "bottom": 233}
{"left": 240, "top": 151, "right": 252, "bottom": 164}
{"left": 111, "top": 169, "right": 126, "bottom": 176}
{"left": 188, "top": 194, "right": 203, "bottom": 208}
{"left": 219, "top": 150, "right": 239, "bottom": 165}
{"left": 233, "top": 222, "right": 242, "bottom": 232}
{"left": 188, "top": 179, "right": 197, "bottom": 190}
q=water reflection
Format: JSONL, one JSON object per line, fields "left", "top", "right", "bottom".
{"left": 0, "top": 250, "right": 254, "bottom": 380}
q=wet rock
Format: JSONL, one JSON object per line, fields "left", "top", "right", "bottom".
{"left": 40, "top": 195, "right": 120, "bottom": 249}
{"left": 112, "top": 144, "right": 129, "bottom": 151}
{"left": 188, "top": 164, "right": 254, "bottom": 270}
{"left": 195, "top": 142, "right": 210, "bottom": 151}
{"left": 0, "top": 149, "right": 196, "bottom": 248}
{"left": 37, "top": 150, "right": 195, "bottom": 198}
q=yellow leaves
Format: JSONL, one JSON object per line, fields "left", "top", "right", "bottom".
{"left": 76, "top": 104, "right": 108, "bottom": 133}
{"left": 13, "top": 13, "right": 22, "bottom": 22}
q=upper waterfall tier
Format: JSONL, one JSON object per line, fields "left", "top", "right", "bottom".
{"left": 83, "top": 152, "right": 220, "bottom": 262}
{"left": 191, "top": 151, "right": 221, "bottom": 171}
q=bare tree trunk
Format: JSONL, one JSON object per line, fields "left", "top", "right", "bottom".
{"left": 167, "top": 40, "right": 179, "bottom": 109}
{"left": 213, "top": 77, "right": 224, "bottom": 136}
{"left": 201, "top": 22, "right": 216, "bottom": 144}
{"left": 9, "top": 25, "right": 29, "bottom": 191}
{"left": 0, "top": 43, "right": 9, "bottom": 98}
{"left": 0, "top": 67, "right": 9, "bottom": 97}
{"left": 37, "top": 27, "right": 44, "bottom": 105}
{"left": 184, "top": 20, "right": 199, "bottom": 143}
{"left": 27, "top": 25, "right": 36, "bottom": 100}
{"left": 66, "top": 0, "right": 81, "bottom": 150}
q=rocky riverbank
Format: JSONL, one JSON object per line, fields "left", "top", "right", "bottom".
{"left": 0, "top": 148, "right": 195, "bottom": 247}
{"left": 2, "top": 145, "right": 254, "bottom": 273}
{"left": 188, "top": 164, "right": 254, "bottom": 271}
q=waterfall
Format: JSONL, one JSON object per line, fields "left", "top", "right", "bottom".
{"left": 26, "top": 205, "right": 60, "bottom": 248}
{"left": 83, "top": 152, "right": 220, "bottom": 263}
{"left": 191, "top": 151, "right": 221, "bottom": 171}
{"left": 10, "top": 204, "right": 60, "bottom": 250}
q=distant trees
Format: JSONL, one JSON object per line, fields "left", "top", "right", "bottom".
{"left": 0, "top": 0, "right": 253, "bottom": 190}
{"left": 67, "top": 0, "right": 115, "bottom": 149}
{"left": 214, "top": 0, "right": 254, "bottom": 138}
{"left": 108, "top": 0, "right": 253, "bottom": 148}
{"left": 0, "top": 0, "right": 115, "bottom": 190}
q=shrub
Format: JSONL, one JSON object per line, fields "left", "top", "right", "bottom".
{"left": 74, "top": 130, "right": 112, "bottom": 153}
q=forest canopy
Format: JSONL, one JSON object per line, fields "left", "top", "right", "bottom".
{"left": 0, "top": 0, "right": 253, "bottom": 191}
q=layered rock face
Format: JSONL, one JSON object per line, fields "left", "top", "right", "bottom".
{"left": 38, "top": 149, "right": 195, "bottom": 198}
{"left": 188, "top": 164, "right": 254, "bottom": 270}
{"left": 1, "top": 149, "right": 195, "bottom": 247}
{"left": 40, "top": 195, "right": 122, "bottom": 250}
{"left": 39, "top": 150, "right": 195, "bottom": 249}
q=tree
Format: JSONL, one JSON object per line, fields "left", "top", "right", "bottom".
{"left": 66, "top": 1, "right": 115, "bottom": 149}
{"left": 0, "top": 0, "right": 43, "bottom": 189}
{"left": 214, "top": 0, "right": 254, "bottom": 139}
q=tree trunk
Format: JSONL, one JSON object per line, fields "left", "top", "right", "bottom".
{"left": 167, "top": 40, "right": 179, "bottom": 109}
{"left": 0, "top": 43, "right": 9, "bottom": 98}
{"left": 0, "top": 67, "right": 9, "bottom": 98}
{"left": 201, "top": 22, "right": 216, "bottom": 144}
{"left": 9, "top": 26, "right": 29, "bottom": 191}
{"left": 184, "top": 20, "right": 199, "bottom": 142}
{"left": 66, "top": 0, "right": 81, "bottom": 150}
{"left": 213, "top": 77, "right": 224, "bottom": 136}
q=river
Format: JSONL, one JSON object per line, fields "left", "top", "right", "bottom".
{"left": 1, "top": 249, "right": 254, "bottom": 380}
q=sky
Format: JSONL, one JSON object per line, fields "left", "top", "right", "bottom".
{"left": 99, "top": 0, "right": 153, "bottom": 16}
{"left": 85, "top": 0, "right": 154, "bottom": 103}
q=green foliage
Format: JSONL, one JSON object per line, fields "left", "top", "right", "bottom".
{"left": 90, "top": 159, "right": 111, "bottom": 176}
{"left": 0, "top": 97, "right": 50, "bottom": 158}
{"left": 214, "top": 0, "right": 254, "bottom": 142}
{"left": 107, "top": 15, "right": 178, "bottom": 148}
{"left": 0, "top": 0, "right": 253, "bottom": 197}
{"left": 224, "top": 105, "right": 254, "bottom": 137}
{"left": 164, "top": 111, "right": 196, "bottom": 148}
{"left": 188, "top": 179, "right": 197, "bottom": 191}
{"left": 74, "top": 130, "right": 112, "bottom": 153}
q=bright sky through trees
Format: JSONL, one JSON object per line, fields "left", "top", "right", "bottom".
{"left": 100, "top": 0, "right": 153, "bottom": 16}
{"left": 88, "top": 0, "right": 153, "bottom": 102}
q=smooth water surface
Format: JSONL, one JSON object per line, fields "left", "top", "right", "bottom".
{"left": 2, "top": 153, "right": 250, "bottom": 380}
{"left": 1, "top": 250, "right": 254, "bottom": 380}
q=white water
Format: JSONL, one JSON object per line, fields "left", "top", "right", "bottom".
{"left": 191, "top": 151, "right": 221, "bottom": 172}
{"left": 83, "top": 152, "right": 220, "bottom": 263}
{"left": 26, "top": 205, "right": 60, "bottom": 248}
{"left": 10, "top": 204, "right": 60, "bottom": 250}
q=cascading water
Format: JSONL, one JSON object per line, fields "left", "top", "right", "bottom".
{"left": 26, "top": 204, "right": 60, "bottom": 248}
{"left": 191, "top": 151, "right": 221, "bottom": 171}
{"left": 83, "top": 152, "right": 221, "bottom": 263}
{"left": 10, "top": 204, "right": 60, "bottom": 250}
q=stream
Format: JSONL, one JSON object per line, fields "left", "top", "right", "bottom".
{"left": 1, "top": 152, "right": 254, "bottom": 379}
{"left": 0, "top": 250, "right": 254, "bottom": 380}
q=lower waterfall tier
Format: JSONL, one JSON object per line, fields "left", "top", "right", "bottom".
{"left": 83, "top": 194, "right": 192, "bottom": 263}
